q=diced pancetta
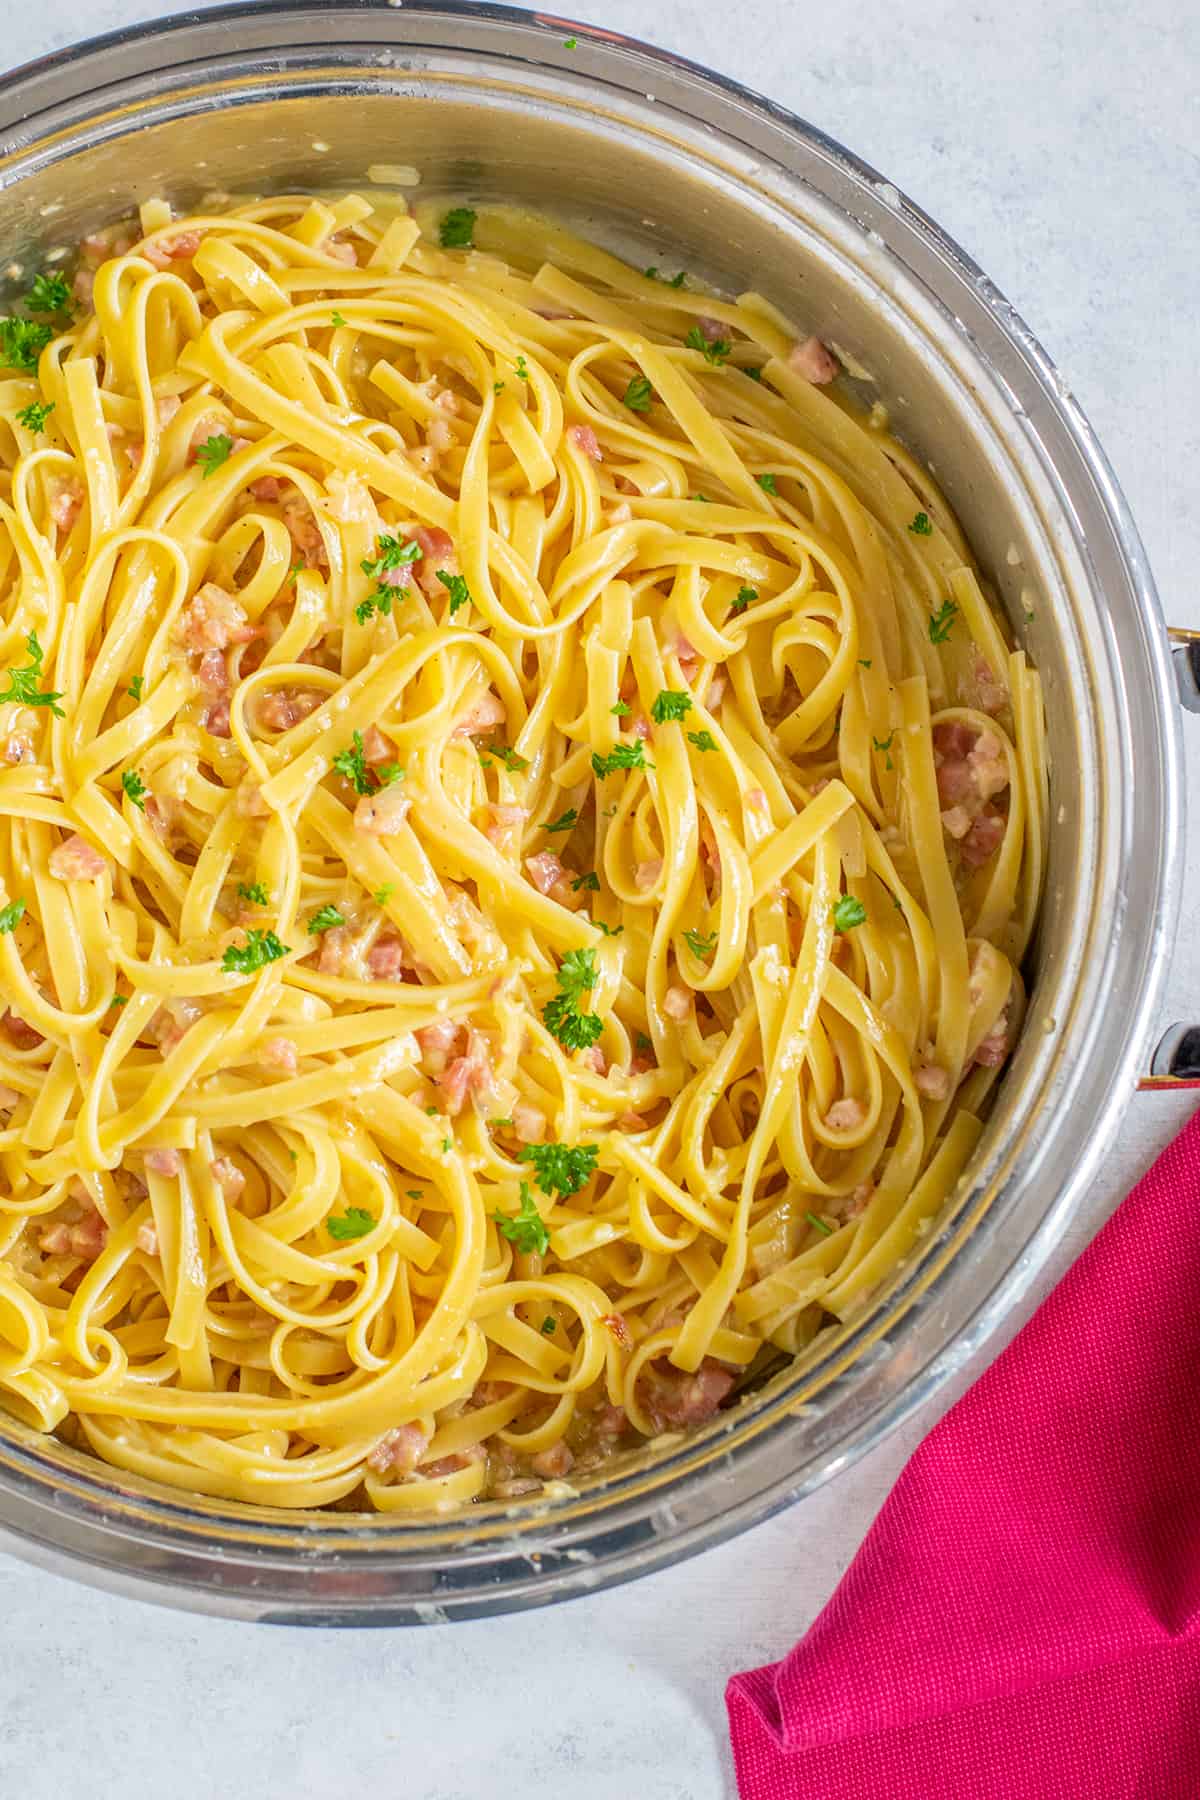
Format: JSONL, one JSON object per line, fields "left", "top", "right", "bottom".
{"left": 567, "top": 424, "right": 602, "bottom": 461}
{"left": 257, "top": 687, "right": 322, "bottom": 732}
{"left": 48, "top": 833, "right": 108, "bottom": 881}
{"left": 3, "top": 733, "right": 34, "bottom": 766}
{"left": 484, "top": 803, "right": 528, "bottom": 848}
{"left": 282, "top": 495, "right": 329, "bottom": 568}
{"left": 212, "top": 1156, "right": 246, "bottom": 1199}
{"left": 915, "top": 1064, "right": 951, "bottom": 1100}
{"left": 136, "top": 1221, "right": 159, "bottom": 1255}
{"left": 143, "top": 230, "right": 201, "bottom": 268}
{"left": 525, "top": 851, "right": 566, "bottom": 895}
{"left": 531, "top": 1441, "right": 575, "bottom": 1479}
{"left": 366, "top": 933, "right": 407, "bottom": 981}
{"left": 367, "top": 1422, "right": 431, "bottom": 1474}
{"left": 50, "top": 478, "right": 84, "bottom": 533}
{"left": 145, "top": 1147, "right": 181, "bottom": 1177}
{"left": 974, "top": 1007, "right": 1011, "bottom": 1069}
{"left": 788, "top": 335, "right": 839, "bottom": 384}
{"left": 635, "top": 859, "right": 662, "bottom": 891}
{"left": 178, "top": 584, "right": 257, "bottom": 652}
{"left": 512, "top": 1101, "right": 545, "bottom": 1144}
{"left": 639, "top": 1358, "right": 735, "bottom": 1432}
{"left": 824, "top": 1097, "right": 866, "bottom": 1131}
{"left": 261, "top": 1036, "right": 298, "bottom": 1074}
{"left": 354, "top": 785, "right": 410, "bottom": 836}
{"left": 663, "top": 985, "right": 691, "bottom": 1021}
{"left": 960, "top": 808, "right": 1006, "bottom": 868}
{"left": 2, "top": 1010, "right": 43, "bottom": 1049}
{"left": 453, "top": 690, "right": 506, "bottom": 737}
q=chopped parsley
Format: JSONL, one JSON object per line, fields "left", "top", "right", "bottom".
{"left": 542, "top": 947, "right": 603, "bottom": 1051}
{"left": 563, "top": 35, "right": 578, "bottom": 48}
{"left": 743, "top": 365, "right": 764, "bottom": 382}
{"left": 687, "top": 729, "right": 718, "bottom": 753}
{"left": 928, "top": 598, "right": 958, "bottom": 644}
{"left": 479, "top": 741, "right": 529, "bottom": 772}
{"left": 909, "top": 511, "right": 933, "bottom": 536}
{"left": 806, "top": 1210, "right": 834, "bottom": 1236}
{"left": 857, "top": 658, "right": 872, "bottom": 669}
{"left": 518, "top": 1139, "right": 599, "bottom": 1199}
{"left": 492, "top": 1182, "right": 551, "bottom": 1256}
{"left": 872, "top": 731, "right": 895, "bottom": 770}
{"left": 307, "top": 903, "right": 346, "bottom": 935}
{"left": 545, "top": 807, "right": 578, "bottom": 834}
{"left": 332, "top": 731, "right": 404, "bottom": 798}
{"left": 596, "top": 920, "right": 624, "bottom": 936}
{"left": 355, "top": 590, "right": 402, "bottom": 624}
{"left": 373, "top": 884, "right": 396, "bottom": 906}
{"left": 833, "top": 895, "right": 867, "bottom": 933}
{"left": 572, "top": 871, "right": 600, "bottom": 892}
{"left": 644, "top": 267, "right": 687, "bottom": 289}
{"left": 683, "top": 926, "right": 717, "bottom": 959}
{"left": 609, "top": 700, "right": 631, "bottom": 717}
{"left": 195, "top": 433, "right": 233, "bottom": 477}
{"left": 0, "top": 319, "right": 52, "bottom": 371}
{"left": 623, "top": 375, "right": 653, "bottom": 413}
{"left": 441, "top": 1137, "right": 452, "bottom": 1154}
{"left": 635, "top": 1031, "right": 652, "bottom": 1052}
{"left": 0, "top": 632, "right": 64, "bottom": 717}
{"left": 360, "top": 533, "right": 422, "bottom": 583}
{"left": 237, "top": 881, "right": 269, "bottom": 906}
{"left": 541, "top": 1315, "right": 557, "bottom": 1333}
{"left": 330, "top": 310, "right": 347, "bottom": 328}
{"left": 121, "top": 769, "right": 147, "bottom": 811}
{"left": 110, "top": 993, "right": 128, "bottom": 1007}
{"left": 493, "top": 379, "right": 505, "bottom": 394}
{"left": 127, "top": 674, "right": 144, "bottom": 700}
{"left": 220, "top": 928, "right": 290, "bottom": 974}
{"left": 515, "top": 355, "right": 530, "bottom": 382}
{"left": 732, "top": 585, "right": 758, "bottom": 614}
{"left": 684, "top": 326, "right": 730, "bottom": 365}
{"left": 327, "top": 1207, "right": 375, "bottom": 1241}
{"left": 406, "top": 1188, "right": 423, "bottom": 1200}
{"left": 26, "top": 273, "right": 71, "bottom": 315}
{"left": 439, "top": 207, "right": 477, "bottom": 249}
{"left": 591, "top": 740, "right": 651, "bottom": 778}
{"left": 436, "top": 569, "right": 473, "bottom": 614}
{"left": 756, "top": 472, "right": 778, "bottom": 495}
{"left": 651, "top": 689, "right": 691, "bottom": 725}
{"left": 0, "top": 898, "right": 26, "bottom": 934}
{"left": 16, "top": 400, "right": 53, "bottom": 432}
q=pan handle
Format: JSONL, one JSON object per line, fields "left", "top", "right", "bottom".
{"left": 1136, "top": 628, "right": 1200, "bottom": 1089}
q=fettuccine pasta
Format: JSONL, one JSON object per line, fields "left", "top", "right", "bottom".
{"left": 0, "top": 189, "right": 1045, "bottom": 1510}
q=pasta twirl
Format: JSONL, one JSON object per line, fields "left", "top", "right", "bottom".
{"left": 0, "top": 192, "right": 1044, "bottom": 1509}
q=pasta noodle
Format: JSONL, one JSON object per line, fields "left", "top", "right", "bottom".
{"left": 0, "top": 189, "right": 1045, "bottom": 1510}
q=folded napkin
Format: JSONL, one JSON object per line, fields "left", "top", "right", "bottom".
{"left": 727, "top": 1108, "right": 1200, "bottom": 1799}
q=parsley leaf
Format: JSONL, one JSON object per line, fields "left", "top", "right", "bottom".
{"left": 687, "top": 729, "right": 718, "bottom": 753}
{"left": 684, "top": 326, "right": 730, "bottom": 365}
{"left": 743, "top": 365, "right": 764, "bottom": 382}
{"left": 928, "top": 599, "right": 958, "bottom": 644}
{"left": 623, "top": 375, "right": 653, "bottom": 413}
{"left": 373, "top": 884, "right": 395, "bottom": 906}
{"left": 26, "top": 273, "right": 72, "bottom": 314}
{"left": 492, "top": 1182, "right": 550, "bottom": 1256}
{"left": 572, "top": 871, "right": 600, "bottom": 892}
{"left": 651, "top": 689, "right": 691, "bottom": 724}
{"left": 237, "top": 881, "right": 269, "bottom": 906}
{"left": 591, "top": 741, "right": 651, "bottom": 778}
{"left": 545, "top": 807, "right": 578, "bottom": 834}
{"left": 909, "top": 511, "right": 933, "bottom": 536}
{"left": 436, "top": 569, "right": 473, "bottom": 614}
{"left": 517, "top": 1139, "right": 599, "bottom": 1199}
{"left": 307, "top": 903, "right": 346, "bottom": 935}
{"left": 609, "top": 700, "right": 631, "bottom": 717}
{"left": 439, "top": 207, "right": 477, "bottom": 249}
{"left": 327, "top": 1207, "right": 375, "bottom": 1240}
{"left": 127, "top": 674, "right": 144, "bottom": 701}
{"left": 330, "top": 310, "right": 347, "bottom": 328}
{"left": 355, "top": 590, "right": 401, "bottom": 625}
{"left": 732, "top": 585, "right": 758, "bottom": 613}
{"left": 756, "top": 472, "right": 778, "bottom": 495}
{"left": 563, "top": 35, "right": 578, "bottom": 48}
{"left": 479, "top": 741, "right": 528, "bottom": 772}
{"left": 541, "top": 1316, "right": 557, "bottom": 1334}
{"left": 596, "top": 920, "right": 624, "bottom": 936}
{"left": 195, "top": 433, "right": 233, "bottom": 477}
{"left": 857, "top": 658, "right": 872, "bottom": 669}
{"left": 332, "top": 730, "right": 373, "bottom": 795}
{"left": 542, "top": 947, "right": 603, "bottom": 1051}
{"left": 0, "top": 632, "right": 64, "bottom": 716}
{"left": 360, "top": 533, "right": 422, "bottom": 582}
{"left": 683, "top": 926, "right": 716, "bottom": 959}
{"left": 16, "top": 400, "right": 54, "bottom": 432}
{"left": 806, "top": 1210, "right": 834, "bottom": 1236}
{"left": 0, "top": 898, "right": 26, "bottom": 934}
{"left": 110, "top": 993, "right": 127, "bottom": 1007}
{"left": 515, "top": 355, "right": 530, "bottom": 382}
{"left": 221, "top": 928, "right": 290, "bottom": 974}
{"left": 872, "top": 731, "right": 895, "bottom": 771}
{"left": 0, "top": 319, "right": 52, "bottom": 371}
{"left": 833, "top": 895, "right": 867, "bottom": 933}
{"left": 121, "top": 769, "right": 147, "bottom": 811}
{"left": 644, "top": 267, "right": 687, "bottom": 289}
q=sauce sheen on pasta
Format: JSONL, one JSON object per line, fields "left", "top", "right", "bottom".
{"left": 0, "top": 189, "right": 1046, "bottom": 1509}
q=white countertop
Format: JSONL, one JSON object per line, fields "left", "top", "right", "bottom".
{"left": 1, "top": 3, "right": 1197, "bottom": 1795}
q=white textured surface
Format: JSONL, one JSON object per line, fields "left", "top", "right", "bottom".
{"left": 1, "top": 3, "right": 1198, "bottom": 1795}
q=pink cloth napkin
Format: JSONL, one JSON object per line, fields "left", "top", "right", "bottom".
{"left": 727, "top": 1107, "right": 1200, "bottom": 1799}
